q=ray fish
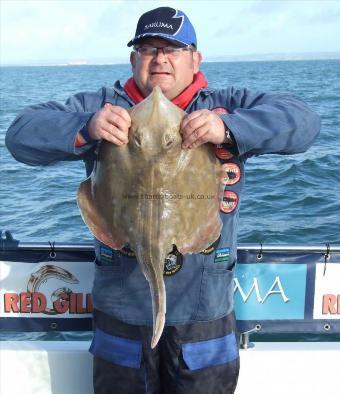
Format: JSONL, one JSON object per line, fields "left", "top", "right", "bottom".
{"left": 77, "top": 86, "right": 222, "bottom": 348}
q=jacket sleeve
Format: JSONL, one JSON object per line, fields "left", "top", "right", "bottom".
{"left": 218, "top": 87, "right": 321, "bottom": 158}
{"left": 5, "top": 89, "right": 106, "bottom": 166}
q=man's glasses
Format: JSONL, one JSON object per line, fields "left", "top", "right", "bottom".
{"left": 134, "top": 45, "right": 194, "bottom": 58}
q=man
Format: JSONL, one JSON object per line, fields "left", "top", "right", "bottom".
{"left": 6, "top": 6, "right": 320, "bottom": 394}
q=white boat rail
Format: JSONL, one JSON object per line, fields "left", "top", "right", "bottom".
{"left": 3, "top": 241, "right": 340, "bottom": 253}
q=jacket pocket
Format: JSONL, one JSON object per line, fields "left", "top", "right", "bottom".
{"left": 195, "top": 260, "right": 235, "bottom": 320}
{"left": 182, "top": 332, "right": 238, "bottom": 371}
{"left": 90, "top": 328, "right": 142, "bottom": 369}
{"left": 92, "top": 258, "right": 124, "bottom": 318}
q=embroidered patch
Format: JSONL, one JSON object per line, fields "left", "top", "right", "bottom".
{"left": 220, "top": 163, "right": 241, "bottom": 186}
{"left": 220, "top": 190, "right": 239, "bottom": 214}
{"left": 214, "top": 144, "right": 234, "bottom": 160}
{"left": 99, "top": 245, "right": 117, "bottom": 266}
{"left": 164, "top": 248, "right": 183, "bottom": 276}
{"left": 200, "top": 236, "right": 221, "bottom": 255}
{"left": 214, "top": 248, "right": 230, "bottom": 263}
{"left": 119, "top": 244, "right": 136, "bottom": 257}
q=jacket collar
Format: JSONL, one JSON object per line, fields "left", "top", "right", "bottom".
{"left": 112, "top": 81, "right": 135, "bottom": 105}
{"left": 112, "top": 76, "right": 214, "bottom": 110}
{"left": 123, "top": 71, "right": 208, "bottom": 110}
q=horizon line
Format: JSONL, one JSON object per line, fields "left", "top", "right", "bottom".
{"left": 1, "top": 50, "right": 340, "bottom": 67}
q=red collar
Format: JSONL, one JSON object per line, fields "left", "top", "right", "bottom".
{"left": 123, "top": 71, "right": 208, "bottom": 110}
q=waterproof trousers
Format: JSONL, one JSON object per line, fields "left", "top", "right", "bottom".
{"left": 91, "top": 309, "right": 240, "bottom": 394}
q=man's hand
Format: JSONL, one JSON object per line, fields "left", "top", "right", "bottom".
{"left": 87, "top": 103, "right": 131, "bottom": 145}
{"left": 181, "top": 109, "right": 227, "bottom": 149}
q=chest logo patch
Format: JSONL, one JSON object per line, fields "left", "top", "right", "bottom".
{"left": 99, "top": 245, "right": 119, "bottom": 266}
{"left": 214, "top": 248, "right": 230, "bottom": 263}
{"left": 164, "top": 248, "right": 183, "bottom": 276}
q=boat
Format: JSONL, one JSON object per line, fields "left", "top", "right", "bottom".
{"left": 1, "top": 231, "right": 340, "bottom": 394}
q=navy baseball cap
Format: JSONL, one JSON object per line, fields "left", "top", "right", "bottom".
{"left": 127, "top": 7, "right": 197, "bottom": 48}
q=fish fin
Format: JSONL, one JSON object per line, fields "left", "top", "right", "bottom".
{"left": 77, "top": 177, "right": 122, "bottom": 249}
{"left": 176, "top": 217, "right": 222, "bottom": 255}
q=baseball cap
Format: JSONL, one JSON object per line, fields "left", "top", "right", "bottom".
{"left": 127, "top": 7, "right": 197, "bottom": 48}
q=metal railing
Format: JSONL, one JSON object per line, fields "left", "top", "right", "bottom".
{"left": 4, "top": 242, "right": 340, "bottom": 253}
{"left": 2, "top": 230, "right": 339, "bottom": 253}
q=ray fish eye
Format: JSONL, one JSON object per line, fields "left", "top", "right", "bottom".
{"left": 164, "top": 133, "right": 174, "bottom": 147}
{"left": 134, "top": 131, "right": 142, "bottom": 147}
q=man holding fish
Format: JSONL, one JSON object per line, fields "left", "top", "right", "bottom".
{"left": 6, "top": 6, "right": 320, "bottom": 394}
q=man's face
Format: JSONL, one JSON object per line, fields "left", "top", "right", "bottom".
{"left": 130, "top": 37, "right": 202, "bottom": 100}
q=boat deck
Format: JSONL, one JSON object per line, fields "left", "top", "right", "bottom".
{"left": 1, "top": 340, "right": 339, "bottom": 393}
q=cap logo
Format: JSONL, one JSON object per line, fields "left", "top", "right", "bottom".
{"left": 145, "top": 22, "right": 173, "bottom": 31}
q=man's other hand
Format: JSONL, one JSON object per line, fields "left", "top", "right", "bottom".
{"left": 87, "top": 103, "right": 131, "bottom": 145}
{"left": 181, "top": 109, "right": 226, "bottom": 149}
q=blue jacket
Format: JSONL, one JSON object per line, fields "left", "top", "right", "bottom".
{"left": 6, "top": 80, "right": 320, "bottom": 326}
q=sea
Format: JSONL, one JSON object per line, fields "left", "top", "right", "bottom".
{"left": 0, "top": 60, "right": 339, "bottom": 341}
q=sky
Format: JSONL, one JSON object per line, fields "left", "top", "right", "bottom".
{"left": 1, "top": 0, "right": 340, "bottom": 65}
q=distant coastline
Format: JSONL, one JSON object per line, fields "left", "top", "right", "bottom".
{"left": 1, "top": 51, "right": 340, "bottom": 67}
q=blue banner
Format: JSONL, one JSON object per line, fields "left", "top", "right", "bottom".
{"left": 234, "top": 263, "right": 307, "bottom": 320}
